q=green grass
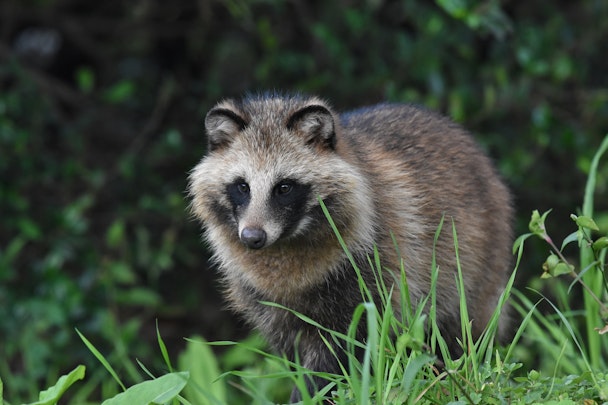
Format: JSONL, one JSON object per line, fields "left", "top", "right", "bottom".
{"left": 2, "top": 135, "right": 607, "bottom": 404}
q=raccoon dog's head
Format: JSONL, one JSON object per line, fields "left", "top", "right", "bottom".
{"left": 188, "top": 94, "right": 374, "bottom": 257}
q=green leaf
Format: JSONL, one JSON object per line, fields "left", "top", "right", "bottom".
{"left": 75, "top": 67, "right": 95, "bottom": 93}
{"left": 115, "top": 288, "right": 160, "bottom": 307}
{"left": 103, "top": 80, "right": 135, "bottom": 104}
{"left": 528, "top": 369, "right": 540, "bottom": 381}
{"left": 101, "top": 371, "right": 189, "bottom": 405}
{"left": 560, "top": 231, "right": 579, "bottom": 251}
{"left": 178, "top": 336, "right": 227, "bottom": 405}
{"left": 529, "top": 209, "right": 552, "bottom": 237}
{"left": 571, "top": 214, "right": 600, "bottom": 231}
{"left": 553, "top": 262, "right": 574, "bottom": 277}
{"left": 108, "top": 262, "right": 136, "bottom": 284}
{"left": 18, "top": 217, "right": 42, "bottom": 239}
{"left": 592, "top": 236, "right": 608, "bottom": 252}
{"left": 106, "top": 220, "right": 126, "bottom": 248}
{"left": 399, "top": 352, "right": 435, "bottom": 400}
{"left": 542, "top": 254, "right": 560, "bottom": 274}
{"left": 436, "top": 0, "right": 468, "bottom": 19}
{"left": 25, "top": 365, "right": 86, "bottom": 405}
{"left": 541, "top": 254, "right": 573, "bottom": 278}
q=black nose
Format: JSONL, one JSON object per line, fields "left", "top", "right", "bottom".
{"left": 240, "top": 227, "right": 267, "bottom": 249}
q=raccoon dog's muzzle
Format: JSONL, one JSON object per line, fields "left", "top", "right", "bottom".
{"left": 240, "top": 226, "right": 267, "bottom": 249}
{"left": 236, "top": 206, "right": 285, "bottom": 250}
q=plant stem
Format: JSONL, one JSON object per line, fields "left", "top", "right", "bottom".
{"left": 545, "top": 236, "right": 607, "bottom": 314}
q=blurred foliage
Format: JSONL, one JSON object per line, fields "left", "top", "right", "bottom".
{"left": 0, "top": 0, "right": 607, "bottom": 402}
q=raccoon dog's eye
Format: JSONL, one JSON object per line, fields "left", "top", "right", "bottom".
{"left": 275, "top": 182, "right": 293, "bottom": 195}
{"left": 237, "top": 183, "right": 250, "bottom": 194}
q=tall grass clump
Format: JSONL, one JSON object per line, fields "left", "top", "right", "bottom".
{"left": 512, "top": 134, "right": 608, "bottom": 401}
{"left": 198, "top": 202, "right": 521, "bottom": 404}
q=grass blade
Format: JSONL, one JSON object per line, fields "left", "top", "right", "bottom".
{"left": 76, "top": 328, "right": 126, "bottom": 391}
{"left": 156, "top": 319, "right": 173, "bottom": 373}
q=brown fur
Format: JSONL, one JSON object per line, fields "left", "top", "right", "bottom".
{"left": 188, "top": 93, "right": 513, "bottom": 401}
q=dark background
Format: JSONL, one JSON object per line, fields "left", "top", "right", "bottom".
{"left": 1, "top": 0, "right": 607, "bottom": 402}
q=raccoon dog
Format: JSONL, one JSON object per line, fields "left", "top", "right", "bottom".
{"left": 188, "top": 93, "right": 513, "bottom": 401}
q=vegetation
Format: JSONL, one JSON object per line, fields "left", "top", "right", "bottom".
{"left": 1, "top": 0, "right": 607, "bottom": 403}
{"left": 5, "top": 144, "right": 608, "bottom": 403}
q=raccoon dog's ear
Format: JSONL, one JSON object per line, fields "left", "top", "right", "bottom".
{"left": 205, "top": 107, "right": 248, "bottom": 152}
{"left": 287, "top": 105, "right": 336, "bottom": 150}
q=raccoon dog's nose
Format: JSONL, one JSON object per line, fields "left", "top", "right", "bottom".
{"left": 241, "top": 227, "right": 267, "bottom": 249}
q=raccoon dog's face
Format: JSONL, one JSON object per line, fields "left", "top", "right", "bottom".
{"left": 189, "top": 95, "right": 373, "bottom": 255}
